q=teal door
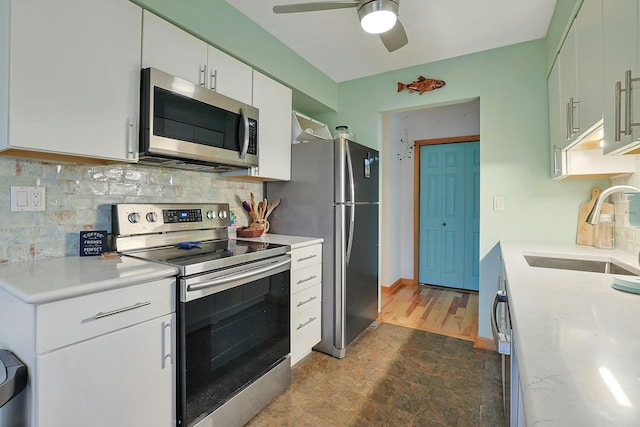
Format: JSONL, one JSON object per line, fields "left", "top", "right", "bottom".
{"left": 419, "top": 141, "right": 479, "bottom": 290}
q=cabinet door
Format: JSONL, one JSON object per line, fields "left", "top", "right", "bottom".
{"left": 207, "top": 46, "right": 253, "bottom": 104}
{"left": 548, "top": 60, "right": 565, "bottom": 179}
{"left": 37, "top": 314, "right": 176, "bottom": 427}
{"left": 9, "top": 0, "right": 141, "bottom": 161}
{"left": 142, "top": 11, "right": 208, "bottom": 87}
{"left": 575, "top": 0, "right": 604, "bottom": 135}
{"left": 252, "top": 71, "right": 293, "bottom": 180}
{"left": 559, "top": 23, "right": 578, "bottom": 147}
{"left": 602, "top": 0, "right": 638, "bottom": 154}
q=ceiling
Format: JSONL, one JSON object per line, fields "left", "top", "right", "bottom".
{"left": 226, "top": 0, "right": 558, "bottom": 82}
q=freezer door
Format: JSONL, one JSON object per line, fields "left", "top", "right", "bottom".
{"left": 334, "top": 202, "right": 379, "bottom": 351}
{"left": 336, "top": 138, "right": 379, "bottom": 204}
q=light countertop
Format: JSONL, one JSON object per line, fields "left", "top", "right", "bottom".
{"left": 500, "top": 241, "right": 640, "bottom": 426}
{"left": 0, "top": 256, "right": 178, "bottom": 304}
{"left": 239, "top": 233, "right": 323, "bottom": 249}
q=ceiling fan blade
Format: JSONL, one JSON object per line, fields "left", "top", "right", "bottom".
{"left": 380, "top": 19, "right": 408, "bottom": 52}
{"left": 273, "top": 1, "right": 359, "bottom": 14}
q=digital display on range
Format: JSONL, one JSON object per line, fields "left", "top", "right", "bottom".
{"left": 163, "top": 209, "right": 202, "bottom": 223}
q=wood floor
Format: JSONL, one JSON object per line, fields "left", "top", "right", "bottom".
{"left": 380, "top": 284, "right": 479, "bottom": 342}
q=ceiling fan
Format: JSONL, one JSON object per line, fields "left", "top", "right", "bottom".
{"left": 272, "top": 0, "right": 408, "bottom": 52}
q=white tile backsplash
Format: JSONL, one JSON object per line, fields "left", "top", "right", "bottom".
{"left": 0, "top": 156, "right": 262, "bottom": 263}
{"left": 611, "top": 156, "right": 640, "bottom": 256}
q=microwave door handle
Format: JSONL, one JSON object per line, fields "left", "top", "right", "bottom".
{"left": 239, "top": 108, "right": 249, "bottom": 159}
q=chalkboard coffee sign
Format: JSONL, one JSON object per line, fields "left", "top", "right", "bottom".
{"left": 80, "top": 230, "right": 107, "bottom": 257}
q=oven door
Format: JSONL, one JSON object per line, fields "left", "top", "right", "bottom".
{"left": 177, "top": 255, "right": 290, "bottom": 427}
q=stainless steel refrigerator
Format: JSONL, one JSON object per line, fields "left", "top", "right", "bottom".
{"left": 267, "top": 137, "right": 379, "bottom": 358}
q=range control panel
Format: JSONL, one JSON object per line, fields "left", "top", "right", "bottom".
{"left": 112, "top": 203, "right": 231, "bottom": 236}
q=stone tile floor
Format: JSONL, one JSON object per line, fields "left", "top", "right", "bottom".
{"left": 247, "top": 323, "right": 505, "bottom": 426}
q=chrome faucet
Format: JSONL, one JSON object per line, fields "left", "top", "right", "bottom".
{"left": 586, "top": 185, "right": 640, "bottom": 225}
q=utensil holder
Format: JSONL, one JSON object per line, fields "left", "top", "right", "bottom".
{"left": 252, "top": 219, "right": 269, "bottom": 233}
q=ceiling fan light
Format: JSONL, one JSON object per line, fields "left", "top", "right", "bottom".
{"left": 360, "top": 10, "right": 397, "bottom": 34}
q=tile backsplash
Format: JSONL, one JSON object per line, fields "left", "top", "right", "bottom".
{"left": 0, "top": 157, "right": 262, "bottom": 264}
{"left": 611, "top": 157, "right": 640, "bottom": 255}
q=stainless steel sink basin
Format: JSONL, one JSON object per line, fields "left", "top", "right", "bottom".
{"left": 524, "top": 255, "right": 638, "bottom": 276}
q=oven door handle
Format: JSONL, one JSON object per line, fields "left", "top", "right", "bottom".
{"left": 186, "top": 258, "right": 291, "bottom": 292}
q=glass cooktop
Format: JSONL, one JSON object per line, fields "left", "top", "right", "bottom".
{"left": 125, "top": 239, "right": 289, "bottom": 276}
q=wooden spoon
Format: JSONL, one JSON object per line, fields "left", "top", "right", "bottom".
{"left": 265, "top": 198, "right": 281, "bottom": 219}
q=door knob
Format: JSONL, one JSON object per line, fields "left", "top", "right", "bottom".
{"left": 442, "top": 223, "right": 447, "bottom": 226}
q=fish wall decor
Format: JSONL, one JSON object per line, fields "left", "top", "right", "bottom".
{"left": 397, "top": 76, "right": 446, "bottom": 95}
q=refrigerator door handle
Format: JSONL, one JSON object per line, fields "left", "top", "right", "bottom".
{"left": 345, "top": 142, "right": 356, "bottom": 265}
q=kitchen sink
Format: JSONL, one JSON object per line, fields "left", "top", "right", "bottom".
{"left": 524, "top": 255, "right": 638, "bottom": 276}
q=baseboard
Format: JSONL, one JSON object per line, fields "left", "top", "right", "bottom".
{"left": 381, "top": 278, "right": 416, "bottom": 294}
{"left": 474, "top": 336, "right": 497, "bottom": 352}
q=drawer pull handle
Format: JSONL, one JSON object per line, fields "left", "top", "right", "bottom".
{"left": 297, "top": 254, "right": 317, "bottom": 262}
{"left": 296, "top": 296, "right": 317, "bottom": 307}
{"left": 93, "top": 301, "right": 151, "bottom": 320}
{"left": 297, "top": 275, "right": 317, "bottom": 285}
{"left": 297, "top": 317, "right": 317, "bottom": 330}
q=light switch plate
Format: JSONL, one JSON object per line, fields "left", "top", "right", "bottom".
{"left": 10, "top": 186, "right": 45, "bottom": 212}
{"left": 493, "top": 196, "right": 505, "bottom": 211}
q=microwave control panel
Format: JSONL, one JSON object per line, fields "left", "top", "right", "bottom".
{"left": 248, "top": 119, "right": 258, "bottom": 155}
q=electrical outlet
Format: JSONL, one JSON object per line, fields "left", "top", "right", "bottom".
{"left": 10, "top": 186, "right": 45, "bottom": 212}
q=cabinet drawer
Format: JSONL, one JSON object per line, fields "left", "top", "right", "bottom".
{"left": 291, "top": 283, "right": 321, "bottom": 315}
{"left": 290, "top": 244, "right": 322, "bottom": 271}
{"left": 291, "top": 302, "right": 321, "bottom": 365}
{"left": 37, "top": 278, "right": 175, "bottom": 353}
{"left": 291, "top": 263, "right": 321, "bottom": 293}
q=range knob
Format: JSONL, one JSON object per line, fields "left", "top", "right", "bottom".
{"left": 128, "top": 212, "right": 141, "bottom": 224}
{"left": 206, "top": 210, "right": 215, "bottom": 220}
{"left": 146, "top": 212, "right": 158, "bottom": 222}
{"left": 218, "top": 210, "right": 228, "bottom": 219}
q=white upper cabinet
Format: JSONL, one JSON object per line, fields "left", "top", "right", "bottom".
{"left": 548, "top": 0, "right": 636, "bottom": 179}
{"left": 548, "top": 60, "right": 566, "bottom": 179}
{"left": 558, "top": 0, "right": 603, "bottom": 148}
{"left": 602, "top": 0, "right": 640, "bottom": 154}
{"left": 1, "top": 0, "right": 142, "bottom": 162}
{"left": 142, "top": 11, "right": 208, "bottom": 87}
{"left": 251, "top": 71, "right": 293, "bottom": 181}
{"left": 559, "top": 24, "right": 578, "bottom": 147}
{"left": 575, "top": 0, "right": 604, "bottom": 137}
{"left": 142, "top": 11, "right": 252, "bottom": 104}
{"left": 207, "top": 47, "right": 253, "bottom": 105}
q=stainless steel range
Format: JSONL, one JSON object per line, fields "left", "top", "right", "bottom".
{"left": 112, "top": 203, "right": 291, "bottom": 427}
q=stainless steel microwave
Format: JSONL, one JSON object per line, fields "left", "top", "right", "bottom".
{"left": 139, "top": 67, "right": 258, "bottom": 171}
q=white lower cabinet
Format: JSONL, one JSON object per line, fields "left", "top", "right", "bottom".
{"left": 290, "top": 243, "right": 322, "bottom": 366}
{"left": 2, "top": 278, "right": 176, "bottom": 427}
{"left": 37, "top": 313, "right": 175, "bottom": 427}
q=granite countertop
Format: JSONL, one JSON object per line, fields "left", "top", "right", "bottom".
{"left": 239, "top": 233, "right": 324, "bottom": 250}
{"left": 500, "top": 241, "right": 640, "bottom": 426}
{"left": 0, "top": 256, "right": 178, "bottom": 304}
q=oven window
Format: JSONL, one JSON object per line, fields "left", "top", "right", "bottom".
{"left": 180, "top": 270, "right": 290, "bottom": 427}
{"left": 153, "top": 86, "right": 241, "bottom": 151}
